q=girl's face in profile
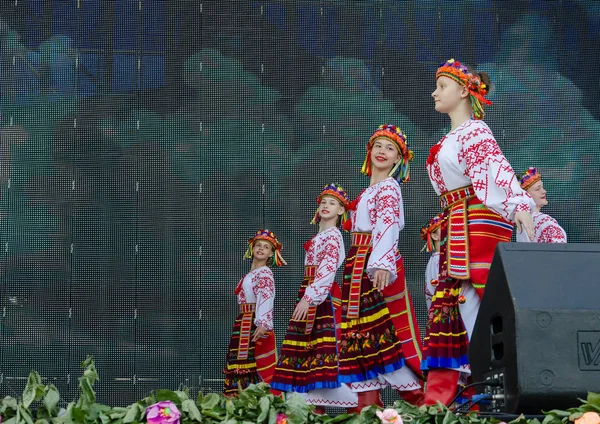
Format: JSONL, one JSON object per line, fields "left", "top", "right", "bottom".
{"left": 527, "top": 180, "right": 548, "bottom": 210}
{"left": 432, "top": 76, "right": 467, "bottom": 115}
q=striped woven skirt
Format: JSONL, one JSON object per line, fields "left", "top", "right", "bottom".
{"left": 223, "top": 303, "right": 277, "bottom": 396}
{"left": 271, "top": 265, "right": 343, "bottom": 393}
{"left": 422, "top": 186, "right": 513, "bottom": 370}
{"left": 338, "top": 232, "right": 422, "bottom": 384}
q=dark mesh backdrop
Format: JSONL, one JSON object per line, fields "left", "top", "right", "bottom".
{"left": 0, "top": 0, "right": 599, "bottom": 407}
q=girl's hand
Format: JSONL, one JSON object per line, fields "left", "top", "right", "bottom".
{"left": 252, "top": 326, "right": 268, "bottom": 342}
{"left": 515, "top": 211, "right": 534, "bottom": 241}
{"left": 372, "top": 269, "right": 391, "bottom": 292}
{"left": 292, "top": 298, "right": 310, "bottom": 321}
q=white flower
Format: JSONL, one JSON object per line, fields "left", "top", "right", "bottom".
{"left": 376, "top": 408, "right": 402, "bottom": 424}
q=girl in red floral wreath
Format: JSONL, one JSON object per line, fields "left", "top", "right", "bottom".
{"left": 517, "top": 167, "right": 567, "bottom": 243}
{"left": 271, "top": 183, "right": 357, "bottom": 413}
{"left": 423, "top": 59, "right": 535, "bottom": 405}
{"left": 223, "top": 229, "right": 286, "bottom": 397}
{"left": 339, "top": 124, "right": 424, "bottom": 412}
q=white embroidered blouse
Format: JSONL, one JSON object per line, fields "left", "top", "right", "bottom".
{"left": 426, "top": 120, "right": 535, "bottom": 222}
{"left": 236, "top": 266, "right": 275, "bottom": 330}
{"left": 302, "top": 226, "right": 345, "bottom": 306}
{"left": 349, "top": 177, "right": 404, "bottom": 281}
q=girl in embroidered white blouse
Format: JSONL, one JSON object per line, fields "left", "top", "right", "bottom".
{"left": 516, "top": 167, "right": 567, "bottom": 243}
{"left": 222, "top": 229, "right": 286, "bottom": 397}
{"left": 338, "top": 125, "right": 425, "bottom": 412}
{"left": 422, "top": 59, "right": 536, "bottom": 406}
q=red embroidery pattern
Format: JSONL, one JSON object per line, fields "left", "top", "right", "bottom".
{"left": 303, "top": 228, "right": 344, "bottom": 305}
{"left": 534, "top": 213, "right": 567, "bottom": 243}
{"left": 367, "top": 179, "right": 402, "bottom": 275}
{"left": 253, "top": 272, "right": 274, "bottom": 300}
{"left": 461, "top": 125, "right": 527, "bottom": 221}
{"left": 252, "top": 268, "right": 275, "bottom": 330}
{"left": 427, "top": 139, "right": 447, "bottom": 194}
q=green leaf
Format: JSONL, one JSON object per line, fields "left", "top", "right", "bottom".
{"left": 225, "top": 399, "right": 235, "bottom": 415}
{"left": 201, "top": 393, "right": 221, "bottom": 411}
{"left": 18, "top": 404, "right": 35, "bottom": 424}
{"left": 109, "top": 410, "right": 128, "bottom": 420}
{"left": 570, "top": 412, "right": 585, "bottom": 421}
{"left": 284, "top": 394, "right": 310, "bottom": 424}
{"left": 88, "top": 403, "right": 112, "bottom": 421}
{"left": 267, "top": 408, "right": 277, "bottom": 424}
{"left": 174, "top": 390, "right": 190, "bottom": 402}
{"left": 99, "top": 413, "right": 112, "bottom": 424}
{"left": 442, "top": 410, "right": 457, "bottom": 424}
{"left": 182, "top": 399, "right": 203, "bottom": 422}
{"left": 53, "top": 402, "right": 75, "bottom": 424}
{"left": 588, "top": 393, "right": 600, "bottom": 408}
{"left": 23, "top": 371, "right": 44, "bottom": 408}
{"left": 256, "top": 396, "right": 270, "bottom": 423}
{"left": 327, "top": 413, "right": 353, "bottom": 423}
{"left": 123, "top": 403, "right": 144, "bottom": 424}
{"left": 344, "top": 415, "right": 362, "bottom": 424}
{"left": 542, "top": 414, "right": 559, "bottom": 424}
{"left": 154, "top": 390, "right": 182, "bottom": 406}
{"left": 582, "top": 404, "right": 600, "bottom": 413}
{"left": 42, "top": 385, "right": 60, "bottom": 416}
{"left": 544, "top": 410, "right": 571, "bottom": 418}
{"left": 1, "top": 396, "right": 18, "bottom": 412}
{"left": 76, "top": 375, "right": 96, "bottom": 410}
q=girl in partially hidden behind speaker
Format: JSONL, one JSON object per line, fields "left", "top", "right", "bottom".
{"left": 517, "top": 167, "right": 567, "bottom": 243}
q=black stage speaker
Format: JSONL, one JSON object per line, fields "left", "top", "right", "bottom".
{"left": 469, "top": 243, "right": 600, "bottom": 414}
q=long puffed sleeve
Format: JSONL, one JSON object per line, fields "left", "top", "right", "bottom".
{"left": 461, "top": 123, "right": 535, "bottom": 222}
{"left": 365, "top": 179, "right": 403, "bottom": 281}
{"left": 252, "top": 268, "right": 275, "bottom": 330}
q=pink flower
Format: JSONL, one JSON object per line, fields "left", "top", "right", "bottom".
{"left": 146, "top": 401, "right": 181, "bottom": 424}
{"left": 575, "top": 413, "right": 600, "bottom": 424}
{"left": 376, "top": 408, "right": 402, "bottom": 424}
{"left": 276, "top": 413, "right": 288, "bottom": 424}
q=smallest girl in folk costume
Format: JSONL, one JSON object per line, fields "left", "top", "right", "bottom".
{"left": 421, "top": 214, "right": 443, "bottom": 310}
{"left": 271, "top": 184, "right": 356, "bottom": 412}
{"left": 222, "top": 229, "right": 286, "bottom": 397}
{"left": 517, "top": 167, "right": 567, "bottom": 243}
{"left": 339, "top": 124, "right": 424, "bottom": 412}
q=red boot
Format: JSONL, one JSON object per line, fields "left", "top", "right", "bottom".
{"left": 398, "top": 387, "right": 425, "bottom": 407}
{"left": 423, "top": 369, "right": 460, "bottom": 406}
{"left": 312, "top": 406, "right": 326, "bottom": 415}
{"left": 346, "top": 390, "right": 383, "bottom": 414}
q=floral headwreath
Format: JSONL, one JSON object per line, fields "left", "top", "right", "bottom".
{"left": 519, "top": 167, "right": 541, "bottom": 190}
{"left": 436, "top": 58, "right": 492, "bottom": 120}
{"left": 310, "top": 183, "right": 349, "bottom": 227}
{"left": 420, "top": 213, "right": 444, "bottom": 253}
{"left": 361, "top": 124, "right": 414, "bottom": 183}
{"left": 244, "top": 229, "right": 287, "bottom": 267}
